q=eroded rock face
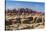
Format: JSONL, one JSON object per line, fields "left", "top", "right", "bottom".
{"left": 23, "top": 17, "right": 33, "bottom": 24}
{"left": 5, "top": 15, "right": 45, "bottom": 30}
{"left": 5, "top": 10, "right": 45, "bottom": 30}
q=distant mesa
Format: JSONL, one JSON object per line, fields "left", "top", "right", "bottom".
{"left": 6, "top": 8, "right": 44, "bottom": 15}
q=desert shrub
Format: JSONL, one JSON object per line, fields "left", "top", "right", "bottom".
{"left": 5, "top": 20, "right": 12, "bottom": 25}
{"left": 36, "top": 18, "right": 42, "bottom": 23}
{"left": 16, "top": 18, "right": 21, "bottom": 24}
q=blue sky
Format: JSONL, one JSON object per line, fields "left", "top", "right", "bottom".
{"left": 6, "top": 0, "right": 44, "bottom": 12}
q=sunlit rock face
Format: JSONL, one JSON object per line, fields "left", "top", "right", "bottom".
{"left": 5, "top": 8, "right": 45, "bottom": 30}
